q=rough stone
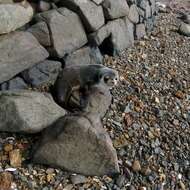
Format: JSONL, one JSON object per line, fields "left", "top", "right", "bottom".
{"left": 150, "top": 0, "right": 156, "bottom": 15}
{"left": 32, "top": 114, "right": 119, "bottom": 176}
{"left": 36, "top": 8, "right": 87, "bottom": 58}
{"left": 102, "top": 0, "right": 129, "bottom": 20}
{"left": 21, "top": 60, "right": 62, "bottom": 87}
{"left": 135, "top": 23, "right": 146, "bottom": 39}
{"left": 70, "top": 175, "right": 87, "bottom": 185}
{"left": 38, "top": 0, "right": 51, "bottom": 12}
{"left": 123, "top": 17, "right": 135, "bottom": 47}
{"left": 0, "top": 90, "right": 66, "bottom": 133}
{"left": 0, "top": 77, "right": 28, "bottom": 91}
{"left": 91, "top": 0, "right": 103, "bottom": 5}
{"left": 179, "top": 23, "right": 190, "bottom": 37}
{"left": 128, "top": 4, "right": 139, "bottom": 24}
{"left": 0, "top": 172, "right": 13, "bottom": 190}
{"left": 0, "top": 1, "right": 33, "bottom": 34}
{"left": 59, "top": 0, "right": 105, "bottom": 32}
{"left": 145, "top": 1, "right": 152, "bottom": 18}
{"left": 69, "top": 85, "right": 112, "bottom": 117}
{"left": 28, "top": 21, "right": 51, "bottom": 47}
{"left": 89, "top": 19, "right": 134, "bottom": 55}
{"left": 64, "top": 46, "right": 103, "bottom": 66}
{"left": 0, "top": 31, "right": 49, "bottom": 84}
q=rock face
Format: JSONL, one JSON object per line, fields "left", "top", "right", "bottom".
{"left": 28, "top": 21, "right": 51, "bottom": 47}
{"left": 0, "top": 31, "right": 49, "bottom": 84}
{"left": 128, "top": 4, "right": 139, "bottom": 24}
{"left": 21, "top": 60, "right": 62, "bottom": 87}
{"left": 59, "top": 0, "right": 105, "bottom": 32}
{"left": 135, "top": 23, "right": 146, "bottom": 39}
{"left": 0, "top": 77, "right": 28, "bottom": 91}
{"left": 0, "top": 91, "right": 66, "bottom": 133}
{"left": 0, "top": 1, "right": 33, "bottom": 34}
{"left": 64, "top": 46, "right": 103, "bottom": 66}
{"left": 102, "top": 0, "right": 129, "bottom": 20}
{"left": 179, "top": 23, "right": 190, "bottom": 37}
{"left": 33, "top": 114, "right": 119, "bottom": 176}
{"left": 89, "top": 19, "right": 134, "bottom": 55}
{"left": 69, "top": 85, "right": 112, "bottom": 117}
{"left": 35, "top": 8, "right": 87, "bottom": 58}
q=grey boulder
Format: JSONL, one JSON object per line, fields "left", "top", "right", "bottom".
{"left": 28, "top": 21, "right": 51, "bottom": 47}
{"left": 32, "top": 114, "right": 119, "bottom": 176}
{"left": 135, "top": 23, "right": 146, "bottom": 39}
{"left": 0, "top": 77, "right": 28, "bottom": 91}
{"left": 35, "top": 8, "right": 87, "bottom": 58}
{"left": 21, "top": 60, "right": 62, "bottom": 87}
{"left": 102, "top": 0, "right": 129, "bottom": 20}
{"left": 64, "top": 46, "right": 103, "bottom": 66}
{"left": 179, "top": 23, "right": 190, "bottom": 37}
{"left": 0, "top": 1, "right": 33, "bottom": 34}
{"left": 0, "top": 31, "right": 49, "bottom": 84}
{"left": 59, "top": 0, "right": 105, "bottom": 32}
{"left": 89, "top": 19, "right": 134, "bottom": 55}
{"left": 0, "top": 90, "right": 66, "bottom": 133}
{"left": 69, "top": 84, "right": 112, "bottom": 117}
{"left": 128, "top": 4, "right": 139, "bottom": 24}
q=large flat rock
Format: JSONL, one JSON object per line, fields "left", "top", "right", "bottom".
{"left": 35, "top": 8, "right": 87, "bottom": 58}
{"left": 64, "top": 46, "right": 103, "bottom": 66}
{"left": 0, "top": 31, "right": 49, "bottom": 84}
{"left": 0, "top": 2, "right": 33, "bottom": 34}
{"left": 58, "top": 0, "right": 105, "bottom": 32}
{"left": 89, "top": 18, "right": 134, "bottom": 55}
{"left": 0, "top": 90, "right": 66, "bottom": 133}
{"left": 33, "top": 114, "right": 119, "bottom": 176}
{"left": 21, "top": 60, "right": 62, "bottom": 87}
{"left": 102, "top": 0, "right": 129, "bottom": 20}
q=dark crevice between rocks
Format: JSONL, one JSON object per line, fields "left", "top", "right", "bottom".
{"left": 99, "top": 34, "right": 114, "bottom": 56}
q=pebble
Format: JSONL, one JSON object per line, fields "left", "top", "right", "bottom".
{"left": 132, "top": 160, "right": 141, "bottom": 172}
{"left": 116, "top": 175, "right": 126, "bottom": 188}
{"left": 9, "top": 149, "right": 22, "bottom": 167}
{"left": 70, "top": 175, "right": 87, "bottom": 185}
{"left": 0, "top": 172, "right": 13, "bottom": 190}
{"left": 4, "top": 144, "right": 13, "bottom": 152}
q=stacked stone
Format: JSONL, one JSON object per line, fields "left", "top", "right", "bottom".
{"left": 0, "top": 0, "right": 156, "bottom": 90}
{"left": 0, "top": 0, "right": 156, "bottom": 176}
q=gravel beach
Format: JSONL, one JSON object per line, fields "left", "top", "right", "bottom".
{"left": 0, "top": 11, "right": 189, "bottom": 190}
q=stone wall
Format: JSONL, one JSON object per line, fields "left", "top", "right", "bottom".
{"left": 0, "top": 0, "right": 156, "bottom": 90}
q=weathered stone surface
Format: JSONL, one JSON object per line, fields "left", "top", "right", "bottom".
{"left": 179, "top": 23, "right": 190, "bottom": 37}
{"left": 128, "top": 4, "right": 139, "bottom": 24}
{"left": 33, "top": 114, "right": 119, "bottom": 176}
{"left": 28, "top": 21, "right": 51, "bottom": 47}
{"left": 0, "top": 77, "right": 28, "bottom": 91}
{"left": 102, "top": 0, "right": 129, "bottom": 20}
{"left": 35, "top": 8, "right": 87, "bottom": 57}
{"left": 59, "top": 0, "right": 105, "bottom": 32}
{"left": 123, "top": 17, "right": 135, "bottom": 47}
{"left": 89, "top": 19, "right": 134, "bottom": 55}
{"left": 0, "top": 1, "right": 33, "bottom": 34}
{"left": 64, "top": 46, "right": 103, "bottom": 66}
{"left": 145, "top": 1, "right": 151, "bottom": 18}
{"left": 0, "top": 32, "right": 49, "bottom": 84}
{"left": 38, "top": 0, "right": 51, "bottom": 12}
{"left": 0, "top": 90, "right": 66, "bottom": 133}
{"left": 145, "top": 17, "right": 155, "bottom": 32}
{"left": 21, "top": 60, "right": 62, "bottom": 87}
{"left": 69, "top": 85, "right": 112, "bottom": 117}
{"left": 91, "top": 0, "right": 103, "bottom": 5}
{"left": 150, "top": 0, "right": 156, "bottom": 15}
{"left": 135, "top": 23, "right": 146, "bottom": 39}
{"left": 0, "top": 172, "right": 13, "bottom": 190}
